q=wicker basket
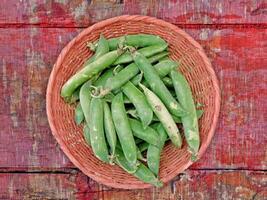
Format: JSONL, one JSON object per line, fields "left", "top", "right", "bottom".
{"left": 46, "top": 15, "right": 220, "bottom": 189}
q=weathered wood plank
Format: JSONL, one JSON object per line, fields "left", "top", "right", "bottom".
{"left": 0, "top": 170, "right": 266, "bottom": 200}
{"left": 0, "top": 0, "right": 266, "bottom": 27}
{"left": 0, "top": 27, "right": 266, "bottom": 171}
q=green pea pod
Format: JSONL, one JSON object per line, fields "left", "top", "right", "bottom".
{"left": 61, "top": 49, "right": 122, "bottom": 100}
{"left": 107, "top": 34, "right": 167, "bottom": 50}
{"left": 148, "top": 51, "right": 169, "bottom": 64}
{"left": 74, "top": 102, "right": 84, "bottom": 125}
{"left": 113, "top": 65, "right": 124, "bottom": 75}
{"left": 129, "top": 118, "right": 160, "bottom": 147}
{"left": 113, "top": 44, "right": 168, "bottom": 65}
{"left": 103, "top": 102, "right": 117, "bottom": 160}
{"left": 102, "top": 63, "right": 139, "bottom": 95}
{"left": 84, "top": 34, "right": 109, "bottom": 66}
{"left": 162, "top": 77, "right": 173, "bottom": 87}
{"left": 170, "top": 70, "right": 200, "bottom": 158}
{"left": 122, "top": 81, "right": 153, "bottom": 128}
{"left": 126, "top": 109, "right": 138, "bottom": 119}
{"left": 79, "top": 80, "right": 93, "bottom": 124}
{"left": 147, "top": 124, "right": 168, "bottom": 176}
{"left": 115, "top": 149, "right": 163, "bottom": 187}
{"left": 111, "top": 93, "right": 137, "bottom": 166}
{"left": 83, "top": 124, "right": 91, "bottom": 146}
{"left": 139, "top": 84, "right": 182, "bottom": 148}
{"left": 138, "top": 142, "right": 149, "bottom": 153}
{"left": 104, "top": 93, "right": 131, "bottom": 104}
{"left": 132, "top": 52, "right": 185, "bottom": 117}
{"left": 115, "top": 148, "right": 138, "bottom": 174}
{"left": 89, "top": 97, "right": 109, "bottom": 163}
{"left": 134, "top": 163, "right": 163, "bottom": 187}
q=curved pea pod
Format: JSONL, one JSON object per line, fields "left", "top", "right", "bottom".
{"left": 115, "top": 148, "right": 138, "bottom": 174}
{"left": 74, "top": 103, "right": 84, "bottom": 125}
{"left": 113, "top": 44, "right": 168, "bottom": 65}
{"left": 79, "top": 80, "right": 93, "bottom": 124}
{"left": 170, "top": 70, "right": 200, "bottom": 158}
{"left": 122, "top": 81, "right": 153, "bottom": 128}
{"left": 84, "top": 34, "right": 109, "bottom": 66}
{"left": 83, "top": 124, "right": 91, "bottom": 146}
{"left": 108, "top": 34, "right": 167, "bottom": 50}
{"left": 132, "top": 51, "right": 185, "bottom": 117}
{"left": 103, "top": 102, "right": 117, "bottom": 160}
{"left": 115, "top": 149, "right": 163, "bottom": 187}
{"left": 111, "top": 93, "right": 137, "bottom": 166}
{"left": 61, "top": 49, "right": 122, "bottom": 100}
{"left": 139, "top": 84, "right": 182, "bottom": 148}
{"left": 134, "top": 163, "right": 163, "bottom": 187}
{"left": 129, "top": 118, "right": 160, "bottom": 147}
{"left": 147, "top": 124, "right": 168, "bottom": 176}
{"left": 89, "top": 97, "right": 109, "bottom": 163}
{"left": 130, "top": 73, "right": 143, "bottom": 86}
{"left": 103, "top": 63, "right": 139, "bottom": 95}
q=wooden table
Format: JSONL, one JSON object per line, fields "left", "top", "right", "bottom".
{"left": 0, "top": 1, "right": 266, "bottom": 199}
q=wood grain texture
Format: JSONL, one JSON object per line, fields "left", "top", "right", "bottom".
{"left": 0, "top": 26, "right": 266, "bottom": 171}
{"left": 0, "top": 0, "right": 266, "bottom": 27}
{"left": 0, "top": 170, "right": 266, "bottom": 200}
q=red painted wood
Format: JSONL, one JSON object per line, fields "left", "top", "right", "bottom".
{"left": 0, "top": 26, "right": 266, "bottom": 171}
{"left": 0, "top": 170, "right": 265, "bottom": 199}
{"left": 0, "top": 0, "right": 266, "bottom": 27}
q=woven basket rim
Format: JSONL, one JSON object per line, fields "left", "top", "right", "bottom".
{"left": 46, "top": 15, "right": 221, "bottom": 189}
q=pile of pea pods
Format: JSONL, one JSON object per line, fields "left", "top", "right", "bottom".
{"left": 61, "top": 34, "right": 203, "bottom": 187}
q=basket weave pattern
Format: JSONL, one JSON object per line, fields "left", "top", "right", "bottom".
{"left": 46, "top": 15, "right": 220, "bottom": 189}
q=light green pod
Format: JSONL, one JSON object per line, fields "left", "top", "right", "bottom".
{"left": 153, "top": 59, "right": 179, "bottom": 78}
{"left": 115, "top": 148, "right": 138, "bottom": 174}
{"left": 122, "top": 81, "right": 153, "bottom": 128}
{"left": 132, "top": 52, "right": 185, "bottom": 117}
{"left": 113, "top": 44, "right": 168, "bottom": 65}
{"left": 111, "top": 93, "right": 137, "bottom": 166}
{"left": 103, "top": 102, "right": 117, "bottom": 159}
{"left": 170, "top": 70, "right": 200, "bottom": 158}
{"left": 108, "top": 34, "right": 167, "bottom": 50}
{"left": 139, "top": 84, "right": 182, "bottom": 148}
{"left": 89, "top": 98, "right": 109, "bottom": 163}
{"left": 147, "top": 51, "right": 169, "bottom": 64}
{"left": 129, "top": 118, "right": 160, "bottom": 147}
